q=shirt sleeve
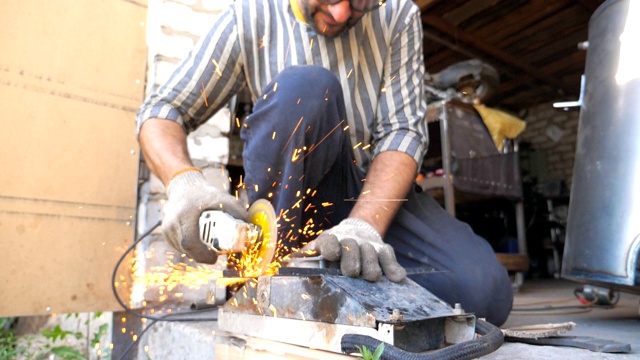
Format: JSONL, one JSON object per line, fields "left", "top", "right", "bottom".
{"left": 372, "top": 5, "right": 428, "bottom": 169}
{"left": 136, "top": 4, "right": 246, "bottom": 135}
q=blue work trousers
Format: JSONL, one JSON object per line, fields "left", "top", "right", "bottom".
{"left": 240, "top": 65, "right": 513, "bottom": 326}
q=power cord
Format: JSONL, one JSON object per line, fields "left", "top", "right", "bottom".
{"left": 116, "top": 319, "right": 157, "bottom": 360}
{"left": 111, "top": 221, "right": 221, "bottom": 359}
{"left": 510, "top": 290, "right": 616, "bottom": 315}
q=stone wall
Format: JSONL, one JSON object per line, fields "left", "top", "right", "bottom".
{"left": 127, "top": 1, "right": 233, "bottom": 358}
{"left": 137, "top": 0, "right": 234, "bottom": 288}
{"left": 520, "top": 102, "right": 580, "bottom": 189}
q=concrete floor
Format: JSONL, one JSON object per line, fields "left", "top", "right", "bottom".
{"left": 485, "top": 279, "right": 640, "bottom": 359}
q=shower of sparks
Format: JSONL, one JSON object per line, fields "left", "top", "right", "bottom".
{"left": 131, "top": 261, "right": 218, "bottom": 300}
{"left": 343, "top": 198, "right": 408, "bottom": 202}
{"left": 127, "top": 106, "right": 372, "bottom": 323}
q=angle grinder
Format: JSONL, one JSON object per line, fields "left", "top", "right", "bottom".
{"left": 198, "top": 199, "right": 278, "bottom": 275}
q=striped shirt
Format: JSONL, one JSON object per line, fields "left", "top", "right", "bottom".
{"left": 137, "top": 0, "right": 428, "bottom": 171}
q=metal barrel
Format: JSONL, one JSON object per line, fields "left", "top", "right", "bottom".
{"left": 562, "top": 0, "right": 640, "bottom": 292}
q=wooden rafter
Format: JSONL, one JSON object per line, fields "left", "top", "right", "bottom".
{"left": 413, "top": 0, "right": 442, "bottom": 12}
{"left": 422, "top": 14, "right": 577, "bottom": 97}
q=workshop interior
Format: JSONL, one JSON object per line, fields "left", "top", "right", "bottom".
{"left": 1, "top": 0, "right": 639, "bottom": 359}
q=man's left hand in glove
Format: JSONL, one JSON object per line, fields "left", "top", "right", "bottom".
{"left": 307, "top": 217, "right": 407, "bottom": 282}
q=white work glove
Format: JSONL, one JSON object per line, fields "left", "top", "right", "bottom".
{"left": 314, "top": 218, "right": 406, "bottom": 282}
{"left": 162, "top": 170, "right": 247, "bottom": 264}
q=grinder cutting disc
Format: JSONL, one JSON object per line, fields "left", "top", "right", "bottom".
{"left": 245, "top": 199, "right": 278, "bottom": 276}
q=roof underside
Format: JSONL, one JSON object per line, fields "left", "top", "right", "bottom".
{"left": 416, "top": 0, "right": 605, "bottom": 112}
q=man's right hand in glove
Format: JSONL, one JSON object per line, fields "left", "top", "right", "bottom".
{"left": 162, "top": 169, "right": 247, "bottom": 264}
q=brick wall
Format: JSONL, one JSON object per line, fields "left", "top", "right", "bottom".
{"left": 520, "top": 102, "right": 580, "bottom": 188}
{"left": 135, "top": 0, "right": 234, "bottom": 309}
{"left": 124, "top": 1, "right": 235, "bottom": 357}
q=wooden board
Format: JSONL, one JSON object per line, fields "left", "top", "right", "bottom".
{"left": 0, "top": 0, "right": 147, "bottom": 316}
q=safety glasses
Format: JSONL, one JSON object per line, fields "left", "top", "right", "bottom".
{"left": 317, "top": 0, "right": 386, "bottom": 13}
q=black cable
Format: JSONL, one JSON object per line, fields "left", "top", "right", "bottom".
{"left": 116, "top": 319, "right": 157, "bottom": 360}
{"left": 341, "top": 319, "right": 504, "bottom": 360}
{"left": 116, "top": 307, "right": 219, "bottom": 360}
{"left": 111, "top": 220, "right": 219, "bottom": 322}
{"left": 510, "top": 303, "right": 615, "bottom": 316}
{"left": 112, "top": 220, "right": 222, "bottom": 359}
{"left": 511, "top": 288, "right": 619, "bottom": 314}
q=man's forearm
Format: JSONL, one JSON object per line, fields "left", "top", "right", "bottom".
{"left": 139, "top": 118, "right": 194, "bottom": 187}
{"left": 349, "top": 151, "right": 417, "bottom": 237}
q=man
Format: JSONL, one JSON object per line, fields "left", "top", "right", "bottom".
{"left": 137, "top": 0, "right": 513, "bottom": 325}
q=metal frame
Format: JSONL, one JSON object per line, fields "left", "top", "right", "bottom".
{"left": 420, "top": 99, "right": 528, "bottom": 287}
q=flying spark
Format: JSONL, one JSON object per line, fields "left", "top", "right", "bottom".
{"left": 281, "top": 116, "right": 304, "bottom": 154}
{"left": 211, "top": 59, "right": 223, "bottom": 77}
{"left": 200, "top": 83, "right": 208, "bottom": 107}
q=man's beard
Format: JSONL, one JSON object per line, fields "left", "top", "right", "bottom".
{"left": 302, "top": 2, "right": 360, "bottom": 37}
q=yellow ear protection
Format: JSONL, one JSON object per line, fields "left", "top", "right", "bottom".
{"left": 290, "top": 0, "right": 308, "bottom": 24}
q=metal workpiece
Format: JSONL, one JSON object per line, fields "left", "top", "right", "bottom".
{"left": 226, "top": 274, "right": 456, "bottom": 326}
{"left": 217, "top": 273, "right": 476, "bottom": 353}
{"left": 206, "top": 277, "right": 229, "bottom": 306}
{"left": 562, "top": 0, "right": 640, "bottom": 292}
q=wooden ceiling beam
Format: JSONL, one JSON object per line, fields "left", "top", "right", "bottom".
{"left": 413, "top": 0, "right": 442, "bottom": 12}
{"left": 476, "top": 1, "right": 572, "bottom": 46}
{"left": 422, "top": 14, "right": 576, "bottom": 96}
{"left": 441, "top": 0, "right": 500, "bottom": 26}
{"left": 575, "top": 0, "right": 601, "bottom": 14}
